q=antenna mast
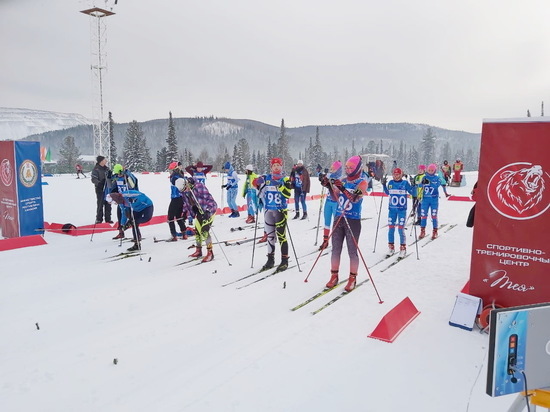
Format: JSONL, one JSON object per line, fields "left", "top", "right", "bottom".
{"left": 80, "top": 6, "right": 115, "bottom": 161}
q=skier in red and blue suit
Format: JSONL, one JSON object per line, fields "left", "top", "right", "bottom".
{"left": 382, "top": 167, "right": 415, "bottom": 258}
{"left": 419, "top": 163, "right": 449, "bottom": 240}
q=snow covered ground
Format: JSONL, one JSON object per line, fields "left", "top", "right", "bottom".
{"left": 1, "top": 170, "right": 516, "bottom": 411}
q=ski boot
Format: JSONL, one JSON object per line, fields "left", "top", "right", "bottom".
{"left": 319, "top": 236, "right": 329, "bottom": 251}
{"left": 127, "top": 242, "right": 140, "bottom": 252}
{"left": 386, "top": 243, "right": 395, "bottom": 258}
{"left": 189, "top": 246, "right": 203, "bottom": 258}
{"left": 258, "top": 233, "right": 268, "bottom": 243}
{"left": 112, "top": 230, "right": 124, "bottom": 240}
{"left": 246, "top": 215, "right": 255, "bottom": 224}
{"left": 228, "top": 210, "right": 237, "bottom": 218}
{"left": 262, "top": 253, "right": 275, "bottom": 271}
{"left": 344, "top": 273, "right": 357, "bottom": 292}
{"left": 201, "top": 244, "right": 214, "bottom": 262}
{"left": 293, "top": 211, "right": 300, "bottom": 220}
{"left": 276, "top": 255, "right": 289, "bottom": 272}
{"left": 419, "top": 227, "right": 426, "bottom": 239}
{"left": 398, "top": 244, "right": 407, "bottom": 259}
{"left": 326, "top": 270, "right": 339, "bottom": 289}
{"left": 166, "top": 236, "right": 178, "bottom": 242}
{"left": 300, "top": 212, "right": 308, "bottom": 220}
{"left": 431, "top": 228, "right": 438, "bottom": 240}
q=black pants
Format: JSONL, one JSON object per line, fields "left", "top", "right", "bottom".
{"left": 128, "top": 205, "right": 154, "bottom": 241}
{"left": 95, "top": 188, "right": 112, "bottom": 222}
{"left": 168, "top": 197, "right": 187, "bottom": 236}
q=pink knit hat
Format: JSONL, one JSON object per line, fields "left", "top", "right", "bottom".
{"left": 418, "top": 164, "right": 426, "bottom": 171}
{"left": 345, "top": 155, "right": 362, "bottom": 179}
{"left": 427, "top": 163, "right": 437, "bottom": 173}
{"left": 331, "top": 160, "right": 342, "bottom": 171}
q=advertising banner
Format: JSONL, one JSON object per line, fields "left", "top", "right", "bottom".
{"left": 469, "top": 120, "right": 550, "bottom": 307}
{"left": 15, "top": 141, "right": 44, "bottom": 236}
{"left": 0, "top": 141, "right": 19, "bottom": 238}
{"left": 0, "top": 141, "right": 43, "bottom": 238}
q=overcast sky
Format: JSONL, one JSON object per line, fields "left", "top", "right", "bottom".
{"left": 2, "top": 0, "right": 550, "bottom": 133}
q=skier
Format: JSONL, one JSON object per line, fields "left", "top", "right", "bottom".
{"left": 175, "top": 177, "right": 218, "bottom": 263}
{"left": 90, "top": 155, "right": 112, "bottom": 224}
{"left": 452, "top": 158, "right": 464, "bottom": 184}
{"left": 419, "top": 163, "right": 450, "bottom": 240}
{"left": 320, "top": 155, "right": 368, "bottom": 292}
{"left": 241, "top": 164, "right": 259, "bottom": 224}
{"left": 441, "top": 160, "right": 452, "bottom": 184}
{"left": 253, "top": 157, "right": 292, "bottom": 271}
{"left": 109, "top": 189, "right": 154, "bottom": 251}
{"left": 76, "top": 164, "right": 86, "bottom": 178}
{"left": 381, "top": 168, "right": 415, "bottom": 258}
{"left": 166, "top": 162, "right": 188, "bottom": 241}
{"left": 110, "top": 164, "right": 139, "bottom": 240}
{"left": 318, "top": 160, "right": 342, "bottom": 250}
{"left": 290, "top": 159, "right": 310, "bottom": 220}
{"left": 222, "top": 161, "right": 240, "bottom": 218}
{"left": 411, "top": 164, "right": 426, "bottom": 225}
{"left": 185, "top": 161, "right": 212, "bottom": 186}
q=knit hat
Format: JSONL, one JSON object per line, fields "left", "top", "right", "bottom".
{"left": 345, "top": 155, "right": 362, "bottom": 179}
{"left": 393, "top": 167, "right": 403, "bottom": 175}
{"left": 270, "top": 157, "right": 283, "bottom": 166}
{"left": 245, "top": 164, "right": 254, "bottom": 171}
{"left": 113, "top": 164, "right": 124, "bottom": 174}
{"left": 196, "top": 161, "right": 204, "bottom": 168}
{"left": 427, "top": 163, "right": 437, "bottom": 173}
{"left": 297, "top": 159, "right": 303, "bottom": 165}
{"left": 418, "top": 164, "right": 426, "bottom": 171}
{"left": 168, "top": 162, "right": 178, "bottom": 170}
{"left": 331, "top": 161, "right": 342, "bottom": 171}
{"left": 96, "top": 155, "right": 105, "bottom": 163}
{"left": 223, "top": 161, "right": 231, "bottom": 170}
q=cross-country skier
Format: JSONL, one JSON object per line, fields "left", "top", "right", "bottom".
{"left": 175, "top": 177, "right": 218, "bottom": 263}
{"left": 411, "top": 164, "right": 426, "bottom": 225}
{"left": 109, "top": 190, "right": 154, "bottom": 251}
{"left": 419, "top": 163, "right": 450, "bottom": 240}
{"left": 222, "top": 161, "right": 240, "bottom": 218}
{"left": 253, "top": 157, "right": 292, "bottom": 271}
{"left": 110, "top": 164, "right": 139, "bottom": 240}
{"left": 242, "top": 164, "right": 259, "bottom": 224}
{"left": 290, "top": 160, "right": 310, "bottom": 220}
{"left": 382, "top": 167, "right": 415, "bottom": 258}
{"left": 185, "top": 161, "right": 212, "bottom": 186}
{"left": 318, "top": 160, "right": 342, "bottom": 250}
{"left": 320, "top": 155, "right": 368, "bottom": 292}
{"left": 166, "top": 162, "right": 188, "bottom": 241}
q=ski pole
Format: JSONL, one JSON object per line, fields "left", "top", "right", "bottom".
{"left": 209, "top": 225, "right": 232, "bottom": 266}
{"left": 340, "top": 214, "right": 384, "bottom": 304}
{"left": 413, "top": 216, "right": 420, "bottom": 260}
{"left": 220, "top": 173, "right": 225, "bottom": 211}
{"left": 372, "top": 181, "right": 386, "bottom": 253}
{"left": 251, "top": 208, "right": 259, "bottom": 268}
{"left": 303, "top": 212, "right": 345, "bottom": 282}
{"left": 90, "top": 221, "right": 98, "bottom": 242}
{"left": 314, "top": 187, "right": 325, "bottom": 246}
{"left": 285, "top": 215, "right": 302, "bottom": 272}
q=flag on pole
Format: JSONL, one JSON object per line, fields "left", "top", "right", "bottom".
{"left": 45, "top": 147, "right": 51, "bottom": 162}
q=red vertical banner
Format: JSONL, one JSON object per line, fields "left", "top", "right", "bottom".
{"left": 469, "top": 120, "right": 550, "bottom": 307}
{"left": 0, "top": 141, "right": 20, "bottom": 238}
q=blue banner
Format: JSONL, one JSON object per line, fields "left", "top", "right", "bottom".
{"left": 15, "top": 141, "right": 44, "bottom": 237}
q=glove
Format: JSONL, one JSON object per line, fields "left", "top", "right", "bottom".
{"left": 332, "top": 179, "right": 344, "bottom": 189}
{"left": 221, "top": 184, "right": 227, "bottom": 189}
{"left": 283, "top": 177, "right": 292, "bottom": 189}
{"left": 381, "top": 177, "right": 387, "bottom": 186}
{"left": 422, "top": 178, "right": 429, "bottom": 185}
{"left": 320, "top": 176, "right": 330, "bottom": 188}
{"left": 225, "top": 185, "right": 231, "bottom": 191}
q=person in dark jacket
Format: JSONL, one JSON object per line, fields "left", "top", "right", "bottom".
{"left": 90, "top": 156, "right": 112, "bottom": 224}
{"left": 290, "top": 160, "right": 310, "bottom": 220}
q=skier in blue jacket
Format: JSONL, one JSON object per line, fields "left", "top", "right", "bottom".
{"left": 382, "top": 167, "right": 415, "bottom": 258}
{"left": 110, "top": 189, "right": 154, "bottom": 251}
{"left": 222, "top": 161, "right": 240, "bottom": 217}
{"left": 166, "top": 162, "right": 188, "bottom": 241}
{"left": 419, "top": 163, "right": 450, "bottom": 240}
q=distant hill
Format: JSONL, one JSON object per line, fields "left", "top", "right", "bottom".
{"left": 0, "top": 107, "right": 92, "bottom": 141}
{"left": 11, "top": 111, "right": 480, "bottom": 162}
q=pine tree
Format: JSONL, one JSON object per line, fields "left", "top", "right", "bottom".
{"left": 420, "top": 127, "right": 437, "bottom": 165}
{"left": 123, "top": 120, "right": 152, "bottom": 172}
{"left": 108, "top": 112, "right": 117, "bottom": 164}
{"left": 57, "top": 135, "right": 82, "bottom": 173}
{"left": 166, "top": 111, "right": 179, "bottom": 162}
{"left": 156, "top": 147, "right": 169, "bottom": 171}
{"left": 236, "top": 138, "right": 250, "bottom": 172}
{"left": 277, "top": 119, "right": 292, "bottom": 173}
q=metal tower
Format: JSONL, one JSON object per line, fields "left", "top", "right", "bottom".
{"left": 80, "top": 6, "right": 115, "bottom": 160}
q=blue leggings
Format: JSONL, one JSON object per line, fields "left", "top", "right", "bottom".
{"left": 227, "top": 187, "right": 238, "bottom": 210}
{"left": 294, "top": 188, "right": 307, "bottom": 212}
{"left": 323, "top": 199, "right": 338, "bottom": 230}
{"left": 420, "top": 197, "right": 439, "bottom": 229}
{"left": 387, "top": 209, "right": 406, "bottom": 244}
